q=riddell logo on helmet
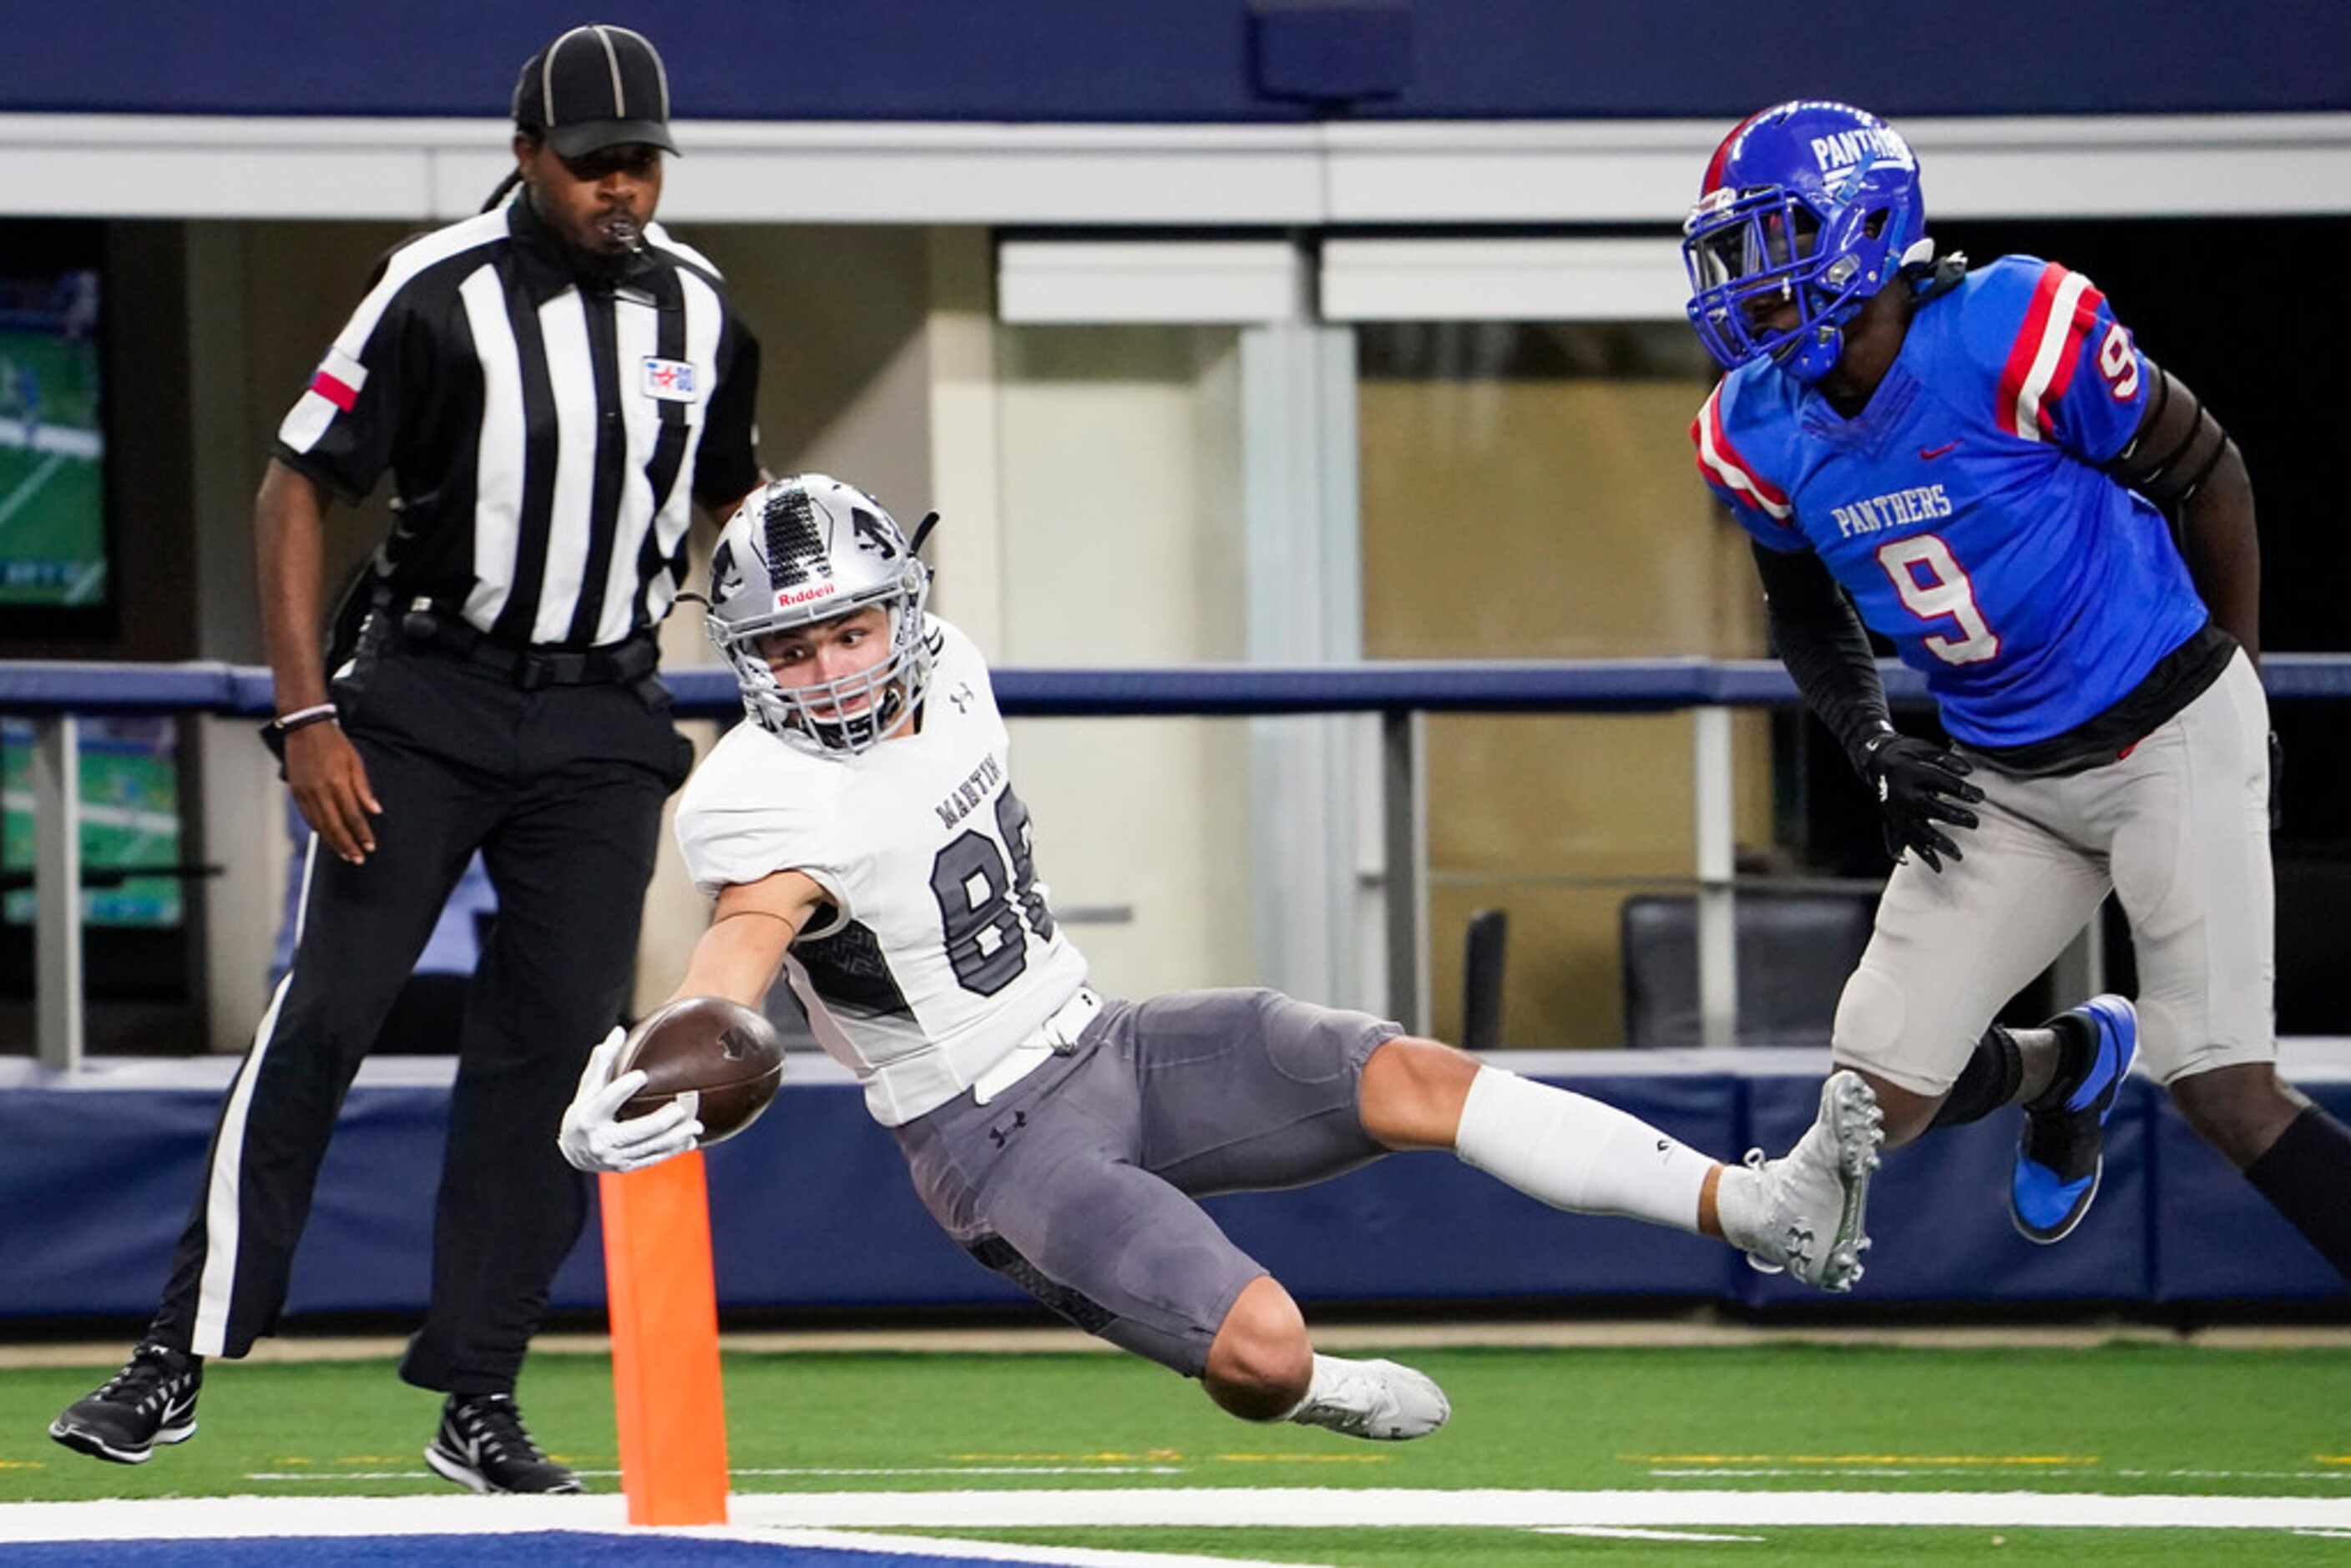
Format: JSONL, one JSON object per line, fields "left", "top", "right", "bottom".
{"left": 776, "top": 583, "right": 839, "bottom": 608}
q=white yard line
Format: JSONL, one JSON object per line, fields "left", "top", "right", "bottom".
{"left": 243, "top": 1465, "right": 1190, "bottom": 1481}
{"left": 0, "top": 450, "right": 66, "bottom": 533}
{"left": 0, "top": 421, "right": 102, "bottom": 459}
{"left": 721, "top": 1487, "right": 2351, "bottom": 1532}
{"left": 1539, "top": 1526, "right": 1765, "bottom": 1542}
{"left": 61, "top": 557, "right": 106, "bottom": 604}
{"left": 755, "top": 1530, "right": 1328, "bottom": 1566}
{"left": 0, "top": 790, "right": 177, "bottom": 836}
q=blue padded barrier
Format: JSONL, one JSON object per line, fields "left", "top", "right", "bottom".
{"left": 2150, "top": 1088, "right": 2351, "bottom": 1303}
{"left": 7, "top": 1065, "right": 2343, "bottom": 1322}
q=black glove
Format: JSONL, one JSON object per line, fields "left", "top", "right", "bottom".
{"left": 1853, "top": 729, "right": 1984, "bottom": 873}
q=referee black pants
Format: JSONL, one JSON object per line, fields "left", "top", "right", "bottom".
{"left": 149, "top": 635, "right": 692, "bottom": 1394}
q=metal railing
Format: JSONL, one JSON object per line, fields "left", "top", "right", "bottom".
{"left": 8, "top": 654, "right": 2350, "bottom": 1068}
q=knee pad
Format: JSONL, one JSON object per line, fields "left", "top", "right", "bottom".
{"left": 1831, "top": 965, "right": 1959, "bottom": 1096}
{"left": 1832, "top": 965, "right": 1909, "bottom": 1063}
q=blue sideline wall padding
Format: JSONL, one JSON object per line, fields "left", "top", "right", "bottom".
{"left": 8, "top": 1071, "right": 2343, "bottom": 1323}
{"left": 7, "top": 3, "right": 2346, "bottom": 122}
{"left": 2150, "top": 1101, "right": 2348, "bottom": 1303}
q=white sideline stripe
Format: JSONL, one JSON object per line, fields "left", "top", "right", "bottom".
{"left": 13, "top": 1489, "right": 2351, "bottom": 1544}
{"left": 0, "top": 1498, "right": 1301, "bottom": 1565}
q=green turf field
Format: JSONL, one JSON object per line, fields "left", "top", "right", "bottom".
{"left": 8, "top": 1343, "right": 2350, "bottom": 1561}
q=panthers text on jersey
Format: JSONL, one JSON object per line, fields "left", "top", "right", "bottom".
{"left": 1691, "top": 255, "right": 2211, "bottom": 748}
{"left": 675, "top": 615, "right": 1089, "bottom": 1125}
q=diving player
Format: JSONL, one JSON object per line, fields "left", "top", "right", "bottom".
{"left": 1681, "top": 99, "right": 2350, "bottom": 1276}
{"left": 557, "top": 474, "right": 1885, "bottom": 1439}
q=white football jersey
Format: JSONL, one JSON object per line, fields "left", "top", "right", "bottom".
{"left": 675, "top": 615, "right": 1090, "bottom": 1125}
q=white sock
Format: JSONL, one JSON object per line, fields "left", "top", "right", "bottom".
{"left": 1452, "top": 1066, "right": 1714, "bottom": 1234}
{"left": 1711, "top": 1161, "right": 1768, "bottom": 1251}
{"left": 1279, "top": 1353, "right": 1347, "bottom": 1421}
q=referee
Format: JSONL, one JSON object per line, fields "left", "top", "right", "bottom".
{"left": 50, "top": 25, "right": 763, "bottom": 1495}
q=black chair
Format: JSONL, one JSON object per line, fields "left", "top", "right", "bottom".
{"left": 1461, "top": 908, "right": 1509, "bottom": 1052}
{"left": 1620, "top": 889, "right": 1877, "bottom": 1048}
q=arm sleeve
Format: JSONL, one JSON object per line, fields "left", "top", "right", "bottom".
{"left": 270, "top": 269, "right": 429, "bottom": 503}
{"left": 1978, "top": 257, "right": 2151, "bottom": 463}
{"left": 692, "top": 315, "right": 764, "bottom": 513}
{"left": 1752, "top": 541, "right": 1892, "bottom": 768}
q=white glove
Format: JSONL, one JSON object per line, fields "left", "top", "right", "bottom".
{"left": 558, "top": 1026, "right": 703, "bottom": 1174}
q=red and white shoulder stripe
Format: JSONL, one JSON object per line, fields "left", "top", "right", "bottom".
{"left": 1691, "top": 384, "right": 1792, "bottom": 522}
{"left": 1995, "top": 260, "right": 2108, "bottom": 442}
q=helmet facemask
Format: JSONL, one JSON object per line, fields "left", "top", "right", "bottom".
{"left": 1681, "top": 104, "right": 1929, "bottom": 384}
{"left": 703, "top": 477, "right": 937, "bottom": 757}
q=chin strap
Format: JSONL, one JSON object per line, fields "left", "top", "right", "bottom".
{"left": 1785, "top": 245, "right": 1964, "bottom": 384}
{"left": 1784, "top": 324, "right": 1844, "bottom": 383}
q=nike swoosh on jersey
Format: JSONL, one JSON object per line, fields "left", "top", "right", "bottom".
{"left": 1919, "top": 441, "right": 1960, "bottom": 460}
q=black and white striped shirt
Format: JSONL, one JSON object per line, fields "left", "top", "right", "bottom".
{"left": 275, "top": 196, "right": 762, "bottom": 650}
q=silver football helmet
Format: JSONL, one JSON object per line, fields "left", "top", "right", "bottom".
{"left": 704, "top": 474, "right": 935, "bottom": 755}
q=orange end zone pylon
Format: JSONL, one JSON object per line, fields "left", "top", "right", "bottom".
{"left": 599, "top": 1151, "right": 731, "bottom": 1525}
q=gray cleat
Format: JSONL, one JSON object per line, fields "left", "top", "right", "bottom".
{"left": 1287, "top": 1355, "right": 1451, "bottom": 1441}
{"left": 1731, "top": 1070, "right": 1884, "bottom": 1292}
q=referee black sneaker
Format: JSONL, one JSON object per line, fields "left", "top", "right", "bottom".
{"left": 48, "top": 1342, "right": 203, "bottom": 1464}
{"left": 424, "top": 1393, "right": 582, "bottom": 1495}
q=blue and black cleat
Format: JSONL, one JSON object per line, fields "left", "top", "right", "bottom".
{"left": 2010, "top": 994, "right": 2138, "bottom": 1244}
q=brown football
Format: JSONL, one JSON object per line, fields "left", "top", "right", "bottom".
{"left": 614, "top": 996, "right": 786, "bottom": 1147}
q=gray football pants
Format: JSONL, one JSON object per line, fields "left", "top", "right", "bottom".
{"left": 1833, "top": 651, "right": 2274, "bottom": 1095}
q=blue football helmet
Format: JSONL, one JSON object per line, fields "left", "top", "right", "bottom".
{"left": 1681, "top": 101, "right": 1931, "bottom": 382}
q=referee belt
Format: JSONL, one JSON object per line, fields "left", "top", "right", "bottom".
{"left": 395, "top": 602, "right": 659, "bottom": 690}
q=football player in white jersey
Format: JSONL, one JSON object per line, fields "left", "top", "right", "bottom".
{"left": 560, "top": 474, "right": 1887, "bottom": 1439}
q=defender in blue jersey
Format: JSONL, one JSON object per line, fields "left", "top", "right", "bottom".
{"left": 1681, "top": 100, "right": 2351, "bottom": 1280}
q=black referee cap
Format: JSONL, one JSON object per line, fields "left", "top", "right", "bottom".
{"left": 513, "top": 24, "right": 678, "bottom": 159}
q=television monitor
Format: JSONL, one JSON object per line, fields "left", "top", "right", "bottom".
{"left": 0, "top": 220, "right": 110, "bottom": 633}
